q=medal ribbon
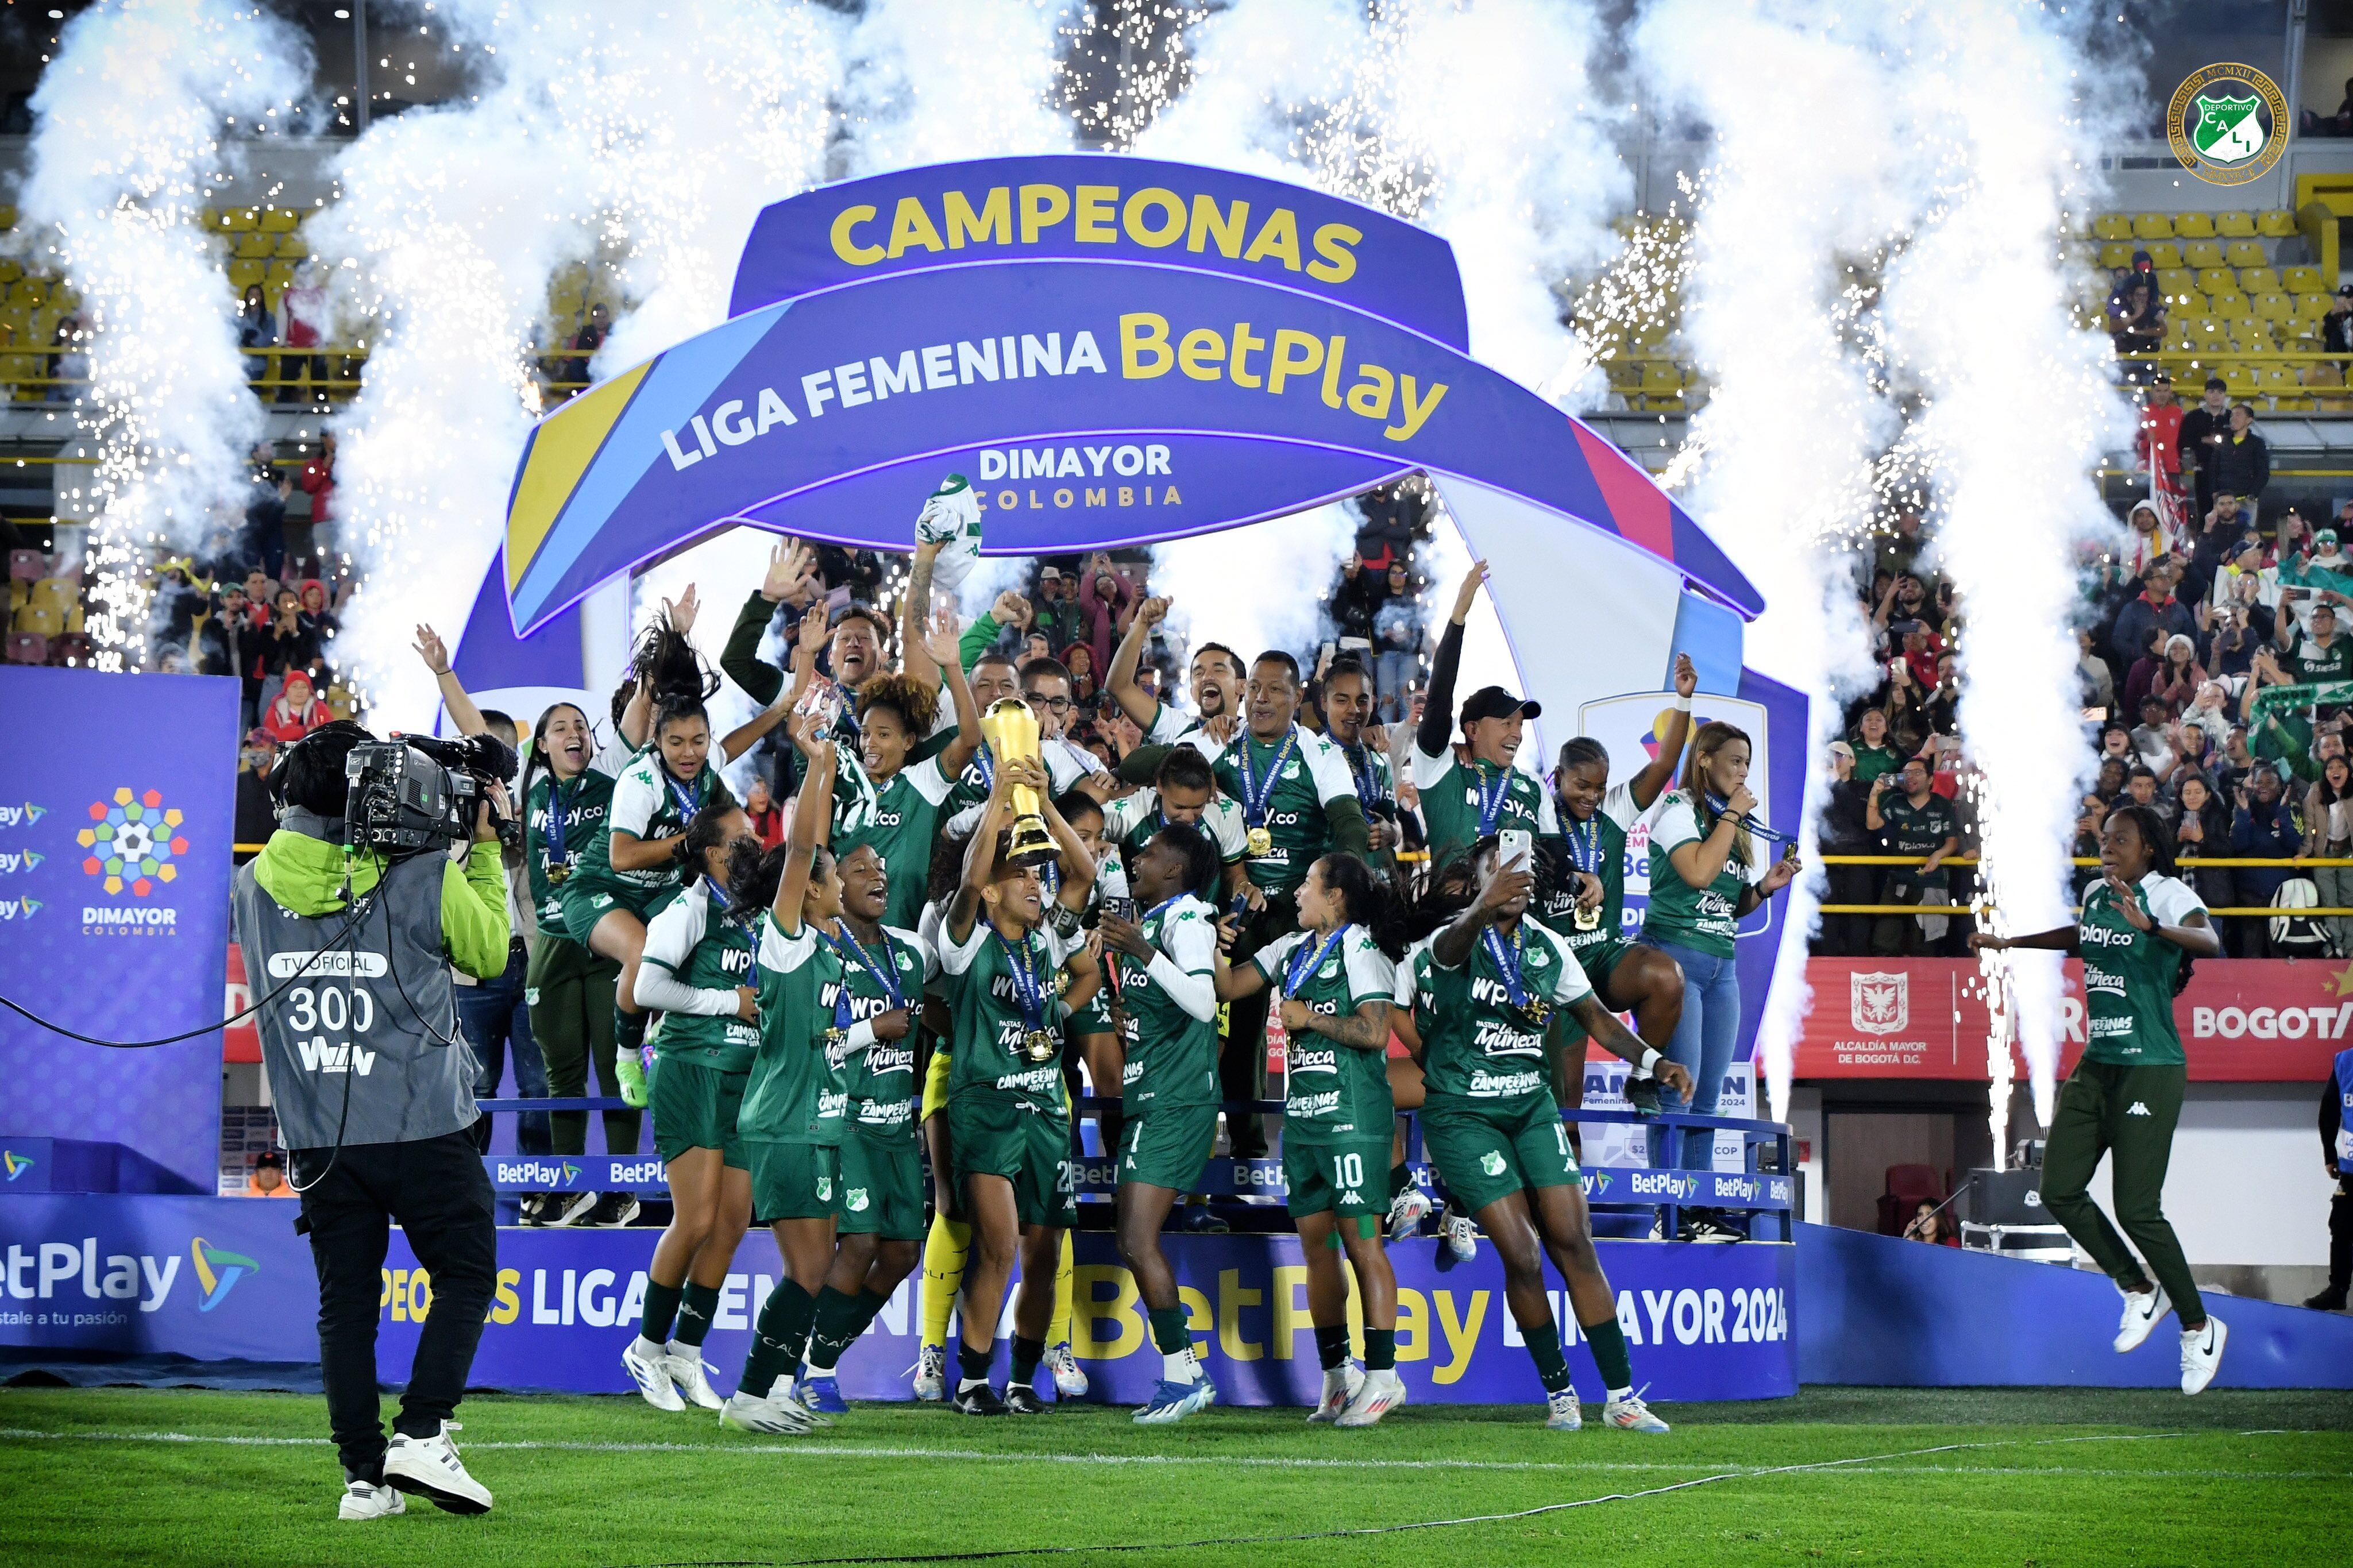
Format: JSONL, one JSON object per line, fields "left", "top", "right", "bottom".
{"left": 545, "top": 775, "right": 574, "bottom": 870}
{"left": 974, "top": 743, "right": 994, "bottom": 790}
{"left": 1344, "top": 741, "right": 1385, "bottom": 811}
{"left": 1705, "top": 790, "right": 1796, "bottom": 843}
{"left": 1283, "top": 924, "right": 1350, "bottom": 999}
{"left": 1482, "top": 922, "right": 1535, "bottom": 1013}
{"left": 830, "top": 925, "right": 904, "bottom": 1012}
{"left": 1235, "top": 728, "right": 1298, "bottom": 831}
{"left": 994, "top": 929, "right": 1049, "bottom": 1032}
{"left": 1475, "top": 762, "right": 1513, "bottom": 837}
{"left": 664, "top": 768, "right": 704, "bottom": 827}
{"left": 1567, "top": 814, "right": 1603, "bottom": 874}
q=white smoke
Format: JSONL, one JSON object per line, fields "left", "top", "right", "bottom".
{"left": 1148, "top": 504, "right": 1360, "bottom": 678}
{"left": 1631, "top": 2, "right": 1903, "bottom": 1120}
{"left": 839, "top": 0, "right": 1075, "bottom": 175}
{"left": 19, "top": 0, "right": 313, "bottom": 669}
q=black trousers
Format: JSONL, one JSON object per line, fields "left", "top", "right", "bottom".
{"left": 1219, "top": 891, "right": 1298, "bottom": 1159}
{"left": 2331, "top": 1180, "right": 2352, "bottom": 1295}
{"left": 293, "top": 1130, "right": 498, "bottom": 1480}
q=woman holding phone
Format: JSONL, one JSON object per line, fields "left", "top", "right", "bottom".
{"left": 1637, "top": 721, "right": 1800, "bottom": 1242}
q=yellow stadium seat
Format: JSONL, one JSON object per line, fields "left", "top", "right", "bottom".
{"left": 2259, "top": 209, "right": 2299, "bottom": 238}
{"left": 2216, "top": 211, "right": 2258, "bottom": 238}
{"left": 2157, "top": 265, "right": 2197, "bottom": 295}
{"left": 0, "top": 260, "right": 20, "bottom": 287}
{"left": 219, "top": 207, "right": 259, "bottom": 232}
{"left": 2239, "top": 267, "right": 2281, "bottom": 293}
{"left": 1604, "top": 358, "right": 1641, "bottom": 391}
{"left": 2132, "top": 213, "right": 2175, "bottom": 239}
{"left": 233, "top": 231, "right": 272, "bottom": 260}
{"left": 2225, "top": 240, "right": 2267, "bottom": 267}
{"left": 2209, "top": 291, "right": 2251, "bottom": 319}
{"left": 2298, "top": 291, "right": 2335, "bottom": 319}
{"left": 2187, "top": 241, "right": 2227, "bottom": 269}
{"left": 2188, "top": 315, "right": 2229, "bottom": 343}
{"left": 0, "top": 206, "right": 15, "bottom": 231}
{"left": 2255, "top": 291, "right": 2294, "bottom": 322}
{"left": 2093, "top": 214, "right": 2133, "bottom": 241}
{"left": 2285, "top": 265, "right": 2326, "bottom": 294}
{"left": 2174, "top": 212, "right": 2216, "bottom": 238}
{"left": 2305, "top": 361, "right": 2346, "bottom": 389}
{"left": 200, "top": 207, "right": 225, "bottom": 231}
{"left": 14, "top": 605, "right": 63, "bottom": 638}
{"left": 275, "top": 233, "right": 307, "bottom": 260}
{"left": 2290, "top": 318, "right": 2322, "bottom": 345}
{"left": 6, "top": 279, "right": 46, "bottom": 307}
{"left": 2260, "top": 362, "right": 2301, "bottom": 399}
{"left": 26, "top": 578, "right": 74, "bottom": 616}
{"left": 264, "top": 260, "right": 296, "bottom": 290}
{"left": 2146, "top": 242, "right": 2183, "bottom": 269}
{"left": 257, "top": 207, "right": 299, "bottom": 233}
{"left": 30, "top": 307, "right": 60, "bottom": 343}
{"left": 2169, "top": 289, "right": 2208, "bottom": 319}
{"left": 2221, "top": 362, "right": 2261, "bottom": 396}
{"left": 2196, "top": 266, "right": 2237, "bottom": 295}
{"left": 2100, "top": 241, "right": 2133, "bottom": 269}
{"left": 226, "top": 258, "right": 265, "bottom": 292}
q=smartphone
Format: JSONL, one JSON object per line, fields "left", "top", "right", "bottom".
{"left": 1102, "top": 897, "right": 1137, "bottom": 925}
{"left": 1499, "top": 828, "right": 1533, "bottom": 872}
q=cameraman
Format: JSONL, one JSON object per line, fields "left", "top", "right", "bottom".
{"left": 232, "top": 720, "right": 513, "bottom": 1521}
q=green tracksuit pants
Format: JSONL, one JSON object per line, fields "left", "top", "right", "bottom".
{"left": 2040, "top": 1059, "right": 2204, "bottom": 1324}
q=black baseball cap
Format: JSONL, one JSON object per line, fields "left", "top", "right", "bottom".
{"left": 1459, "top": 685, "right": 1541, "bottom": 725}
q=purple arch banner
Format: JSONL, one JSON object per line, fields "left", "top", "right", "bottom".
{"left": 504, "top": 257, "right": 1759, "bottom": 636}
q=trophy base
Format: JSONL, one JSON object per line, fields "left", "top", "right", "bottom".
{"left": 1006, "top": 816, "right": 1060, "bottom": 868}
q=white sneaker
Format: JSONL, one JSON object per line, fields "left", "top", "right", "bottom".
{"left": 1047, "top": 1340, "right": 1089, "bottom": 1397}
{"left": 720, "top": 1389, "right": 816, "bottom": 1434}
{"left": 1545, "top": 1389, "right": 1583, "bottom": 1430}
{"left": 1601, "top": 1393, "right": 1670, "bottom": 1433}
{"left": 912, "top": 1343, "right": 947, "bottom": 1401}
{"left": 2114, "top": 1283, "right": 2170, "bottom": 1353}
{"left": 1441, "top": 1207, "right": 1479, "bottom": 1262}
{"left": 622, "top": 1336, "right": 685, "bottom": 1411}
{"left": 2180, "top": 1315, "right": 2227, "bottom": 1395}
{"left": 1336, "top": 1368, "right": 1407, "bottom": 1427}
{"left": 663, "top": 1347, "right": 725, "bottom": 1411}
{"left": 338, "top": 1479, "right": 405, "bottom": 1521}
{"left": 1307, "top": 1360, "right": 1364, "bottom": 1423}
{"left": 383, "top": 1421, "right": 493, "bottom": 1515}
{"left": 1387, "top": 1187, "right": 1432, "bottom": 1239}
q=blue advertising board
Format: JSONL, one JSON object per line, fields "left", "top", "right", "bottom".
{"left": 0, "top": 669, "right": 237, "bottom": 1192}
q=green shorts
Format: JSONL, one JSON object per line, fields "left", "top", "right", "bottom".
{"left": 947, "top": 1093, "right": 1077, "bottom": 1229}
{"left": 649, "top": 1054, "right": 748, "bottom": 1169}
{"left": 1071, "top": 985, "right": 1117, "bottom": 1040}
{"left": 837, "top": 1133, "right": 928, "bottom": 1241}
{"left": 1550, "top": 939, "right": 1627, "bottom": 1050}
{"left": 1119, "top": 1103, "right": 1218, "bottom": 1193}
{"left": 556, "top": 876, "right": 666, "bottom": 946}
{"left": 747, "top": 1141, "right": 840, "bottom": 1223}
{"left": 1281, "top": 1136, "right": 1392, "bottom": 1221}
{"left": 1421, "top": 1095, "right": 1580, "bottom": 1216}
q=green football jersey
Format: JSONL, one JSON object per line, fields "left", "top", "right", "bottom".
{"left": 1409, "top": 746, "right": 1560, "bottom": 870}
{"left": 1102, "top": 787, "right": 1250, "bottom": 868}
{"left": 1538, "top": 781, "right": 1642, "bottom": 961}
{"left": 522, "top": 735, "right": 634, "bottom": 926}
{"left": 1253, "top": 925, "right": 1396, "bottom": 1143}
{"left": 638, "top": 884, "right": 760, "bottom": 1072}
{"left": 2289, "top": 630, "right": 2353, "bottom": 685}
{"left": 1876, "top": 789, "right": 1958, "bottom": 889}
{"left": 2078, "top": 873, "right": 2204, "bottom": 1067}
{"left": 572, "top": 747, "right": 729, "bottom": 899}
{"left": 1407, "top": 916, "right": 1593, "bottom": 1109}
{"left": 940, "top": 917, "right": 1087, "bottom": 1118}
{"left": 1116, "top": 893, "right": 1221, "bottom": 1113}
{"left": 740, "top": 914, "right": 850, "bottom": 1145}
{"left": 1212, "top": 723, "right": 1358, "bottom": 895}
{"left": 838, "top": 756, "right": 956, "bottom": 932}
{"left": 824, "top": 921, "right": 938, "bottom": 1140}
{"left": 1641, "top": 790, "right": 1760, "bottom": 960}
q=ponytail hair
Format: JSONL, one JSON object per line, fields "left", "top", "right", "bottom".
{"left": 681, "top": 798, "right": 742, "bottom": 883}
{"left": 631, "top": 614, "right": 719, "bottom": 705}
{"left": 1150, "top": 819, "right": 1220, "bottom": 902}
{"left": 1312, "top": 851, "right": 1411, "bottom": 959}
{"left": 2105, "top": 803, "right": 2197, "bottom": 995}
{"left": 725, "top": 837, "right": 831, "bottom": 923}
{"left": 1680, "top": 720, "right": 1754, "bottom": 869}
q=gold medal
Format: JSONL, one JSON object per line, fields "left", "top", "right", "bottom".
{"left": 1572, "top": 903, "right": 1600, "bottom": 932}
{"left": 1518, "top": 999, "right": 1554, "bottom": 1030}
{"left": 824, "top": 1026, "right": 849, "bottom": 1052}
{"left": 1247, "top": 825, "right": 1274, "bottom": 858}
{"left": 1023, "top": 1027, "right": 1060, "bottom": 1063}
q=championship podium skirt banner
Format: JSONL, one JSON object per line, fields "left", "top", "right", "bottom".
{"left": 0, "top": 1196, "right": 1796, "bottom": 1405}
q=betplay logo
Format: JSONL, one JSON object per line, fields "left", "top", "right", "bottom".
{"left": 0, "top": 850, "right": 44, "bottom": 874}
{"left": 0, "top": 802, "right": 48, "bottom": 829}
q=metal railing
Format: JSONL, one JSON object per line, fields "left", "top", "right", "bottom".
{"left": 1816, "top": 852, "right": 2353, "bottom": 917}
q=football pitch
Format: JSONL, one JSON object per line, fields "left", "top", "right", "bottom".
{"left": 1, "top": 1385, "right": 2344, "bottom": 1566}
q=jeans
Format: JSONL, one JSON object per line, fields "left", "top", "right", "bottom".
{"left": 1374, "top": 648, "right": 1416, "bottom": 724}
{"left": 292, "top": 1130, "right": 497, "bottom": 1481}
{"left": 457, "top": 940, "right": 549, "bottom": 1156}
{"left": 1640, "top": 936, "right": 1739, "bottom": 1171}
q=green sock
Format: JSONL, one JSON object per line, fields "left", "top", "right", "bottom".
{"left": 739, "top": 1280, "right": 815, "bottom": 1400}
{"left": 1523, "top": 1316, "right": 1573, "bottom": 1395}
{"left": 1313, "top": 1323, "right": 1349, "bottom": 1371}
{"left": 803, "top": 1287, "right": 864, "bottom": 1375}
{"left": 1148, "top": 1306, "right": 1190, "bottom": 1356}
{"left": 672, "top": 1281, "right": 720, "bottom": 1348}
{"left": 1389, "top": 1161, "right": 1412, "bottom": 1203}
{"left": 1581, "top": 1313, "right": 1633, "bottom": 1395}
{"left": 1363, "top": 1327, "right": 1397, "bottom": 1372}
{"left": 639, "top": 1279, "right": 682, "bottom": 1344}
{"left": 1008, "top": 1334, "right": 1046, "bottom": 1389}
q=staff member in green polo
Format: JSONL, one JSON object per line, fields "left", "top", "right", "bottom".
{"left": 1411, "top": 563, "right": 1560, "bottom": 869}
{"left": 1970, "top": 802, "right": 2229, "bottom": 1395}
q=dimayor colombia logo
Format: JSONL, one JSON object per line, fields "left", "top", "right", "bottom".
{"left": 3, "top": 1150, "right": 33, "bottom": 1181}
{"left": 79, "top": 787, "right": 188, "bottom": 898}
{"left": 190, "top": 1237, "right": 259, "bottom": 1311}
{"left": 2169, "top": 63, "right": 2288, "bottom": 186}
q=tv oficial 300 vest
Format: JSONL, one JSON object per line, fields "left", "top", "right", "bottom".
{"left": 233, "top": 847, "right": 476, "bottom": 1152}
{"left": 2336, "top": 1046, "right": 2353, "bottom": 1177}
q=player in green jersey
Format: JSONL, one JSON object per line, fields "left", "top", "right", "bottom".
{"left": 1543, "top": 652, "right": 1699, "bottom": 1127}
{"left": 620, "top": 801, "right": 764, "bottom": 1413}
{"left": 794, "top": 840, "right": 940, "bottom": 1416}
{"left": 1100, "top": 746, "right": 1252, "bottom": 904}
{"left": 842, "top": 604, "right": 983, "bottom": 930}
{"left": 1098, "top": 822, "right": 1225, "bottom": 1424}
{"left": 1411, "top": 564, "right": 1561, "bottom": 869}
{"left": 1216, "top": 853, "right": 1407, "bottom": 1427}
{"left": 719, "top": 725, "right": 848, "bottom": 1435}
{"left": 1970, "top": 804, "right": 2229, "bottom": 1395}
{"left": 939, "top": 754, "right": 1103, "bottom": 1415}
{"left": 1408, "top": 837, "right": 1692, "bottom": 1432}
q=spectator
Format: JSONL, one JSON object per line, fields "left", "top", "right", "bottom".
{"left": 240, "top": 443, "right": 291, "bottom": 582}
{"left": 2307, "top": 754, "right": 2353, "bottom": 957}
{"left": 46, "top": 311, "right": 86, "bottom": 405}
{"left": 1371, "top": 559, "right": 1423, "bottom": 723}
{"left": 2120, "top": 625, "right": 2170, "bottom": 719}
{"left": 1901, "top": 1198, "right": 1957, "bottom": 1246}
{"left": 2287, "top": 598, "right": 2353, "bottom": 685}
{"left": 236, "top": 281, "right": 276, "bottom": 386}
{"left": 2123, "top": 763, "right": 2172, "bottom": 824}
{"left": 2215, "top": 724, "right": 2258, "bottom": 798}
{"left": 297, "top": 578, "right": 340, "bottom": 646}
{"left": 1875, "top": 508, "right": 1927, "bottom": 582}
{"left": 2178, "top": 376, "right": 2231, "bottom": 519}
{"left": 742, "top": 775, "right": 785, "bottom": 849}
{"left": 2139, "top": 373, "right": 2184, "bottom": 493}
{"left": 1072, "top": 550, "right": 1134, "bottom": 681}
{"left": 2108, "top": 279, "right": 2165, "bottom": 373}
{"left": 1849, "top": 706, "right": 1900, "bottom": 783}
{"left": 2182, "top": 681, "right": 2235, "bottom": 749}
{"left": 263, "top": 585, "right": 319, "bottom": 674}
{"left": 2077, "top": 627, "right": 2117, "bottom": 713}
{"left": 2328, "top": 285, "right": 2353, "bottom": 356}
{"left": 2208, "top": 403, "right": 2270, "bottom": 508}
{"left": 1062, "top": 641, "right": 1100, "bottom": 708}
{"left": 1818, "top": 740, "right": 1874, "bottom": 957}
{"left": 242, "top": 1149, "right": 295, "bottom": 1199}
{"left": 2152, "top": 633, "right": 2206, "bottom": 712}
{"left": 279, "top": 258, "right": 329, "bottom": 408}
{"left": 2173, "top": 771, "right": 2231, "bottom": 907}
{"left": 2119, "top": 501, "right": 2172, "bottom": 579}
{"left": 1031, "top": 566, "right": 1083, "bottom": 653}
{"left": 2207, "top": 597, "right": 2265, "bottom": 686}
{"left": 1326, "top": 550, "right": 1384, "bottom": 656}
{"left": 298, "top": 433, "right": 336, "bottom": 568}
{"left": 556, "top": 301, "right": 607, "bottom": 391}
{"left": 2111, "top": 561, "right": 2194, "bottom": 675}
{"left": 200, "top": 585, "right": 267, "bottom": 728}
{"left": 232, "top": 729, "right": 278, "bottom": 864}
{"left": 2230, "top": 763, "right": 2301, "bottom": 955}
{"left": 2129, "top": 694, "right": 2181, "bottom": 778}
{"left": 1866, "top": 754, "right": 1959, "bottom": 957}
{"left": 257, "top": 666, "right": 330, "bottom": 746}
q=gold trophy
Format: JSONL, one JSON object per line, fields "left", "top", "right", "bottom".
{"left": 980, "top": 697, "right": 1060, "bottom": 867}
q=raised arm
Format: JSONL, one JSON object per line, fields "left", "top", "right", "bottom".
{"left": 901, "top": 538, "right": 943, "bottom": 692}
{"left": 1107, "top": 594, "right": 1170, "bottom": 732}
{"left": 1418, "top": 562, "right": 1486, "bottom": 759}
{"left": 1213, "top": 950, "right": 1272, "bottom": 1002}
{"left": 924, "top": 605, "right": 984, "bottom": 775}
{"left": 412, "top": 624, "right": 488, "bottom": 737}
{"left": 1630, "top": 653, "right": 1698, "bottom": 811}
{"left": 1433, "top": 853, "right": 1529, "bottom": 970}
{"left": 773, "top": 720, "right": 834, "bottom": 936}
{"left": 1027, "top": 759, "right": 1098, "bottom": 912}
{"left": 948, "top": 760, "right": 1013, "bottom": 945}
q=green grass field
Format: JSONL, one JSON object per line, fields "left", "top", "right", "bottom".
{"left": 1, "top": 1385, "right": 2344, "bottom": 1566}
